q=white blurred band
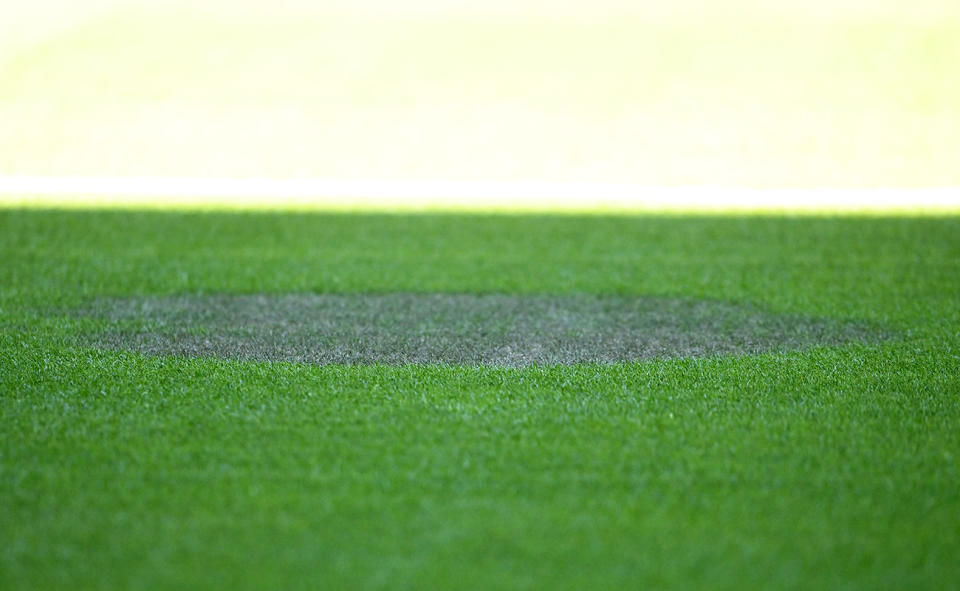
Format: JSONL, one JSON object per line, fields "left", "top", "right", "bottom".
{"left": 0, "top": 176, "right": 958, "bottom": 213}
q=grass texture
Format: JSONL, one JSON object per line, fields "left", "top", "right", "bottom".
{"left": 2, "top": 209, "right": 960, "bottom": 590}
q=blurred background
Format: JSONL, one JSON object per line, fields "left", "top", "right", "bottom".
{"left": 2, "top": 0, "right": 959, "bottom": 188}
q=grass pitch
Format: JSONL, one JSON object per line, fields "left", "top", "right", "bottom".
{"left": 2, "top": 209, "right": 959, "bottom": 589}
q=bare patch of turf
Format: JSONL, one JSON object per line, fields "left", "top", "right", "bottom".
{"left": 73, "top": 293, "right": 887, "bottom": 367}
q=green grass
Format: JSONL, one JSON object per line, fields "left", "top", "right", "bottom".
{"left": 2, "top": 209, "right": 959, "bottom": 590}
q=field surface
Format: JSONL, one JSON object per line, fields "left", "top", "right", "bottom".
{"left": 2, "top": 208, "right": 959, "bottom": 590}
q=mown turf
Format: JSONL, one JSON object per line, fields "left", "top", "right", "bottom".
{"left": 2, "top": 209, "right": 959, "bottom": 590}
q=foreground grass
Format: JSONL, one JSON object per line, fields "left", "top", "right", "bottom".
{"left": 1, "top": 209, "right": 959, "bottom": 589}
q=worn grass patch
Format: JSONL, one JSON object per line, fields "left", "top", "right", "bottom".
{"left": 78, "top": 293, "right": 887, "bottom": 366}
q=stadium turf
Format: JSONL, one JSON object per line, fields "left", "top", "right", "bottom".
{"left": 2, "top": 209, "right": 959, "bottom": 589}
